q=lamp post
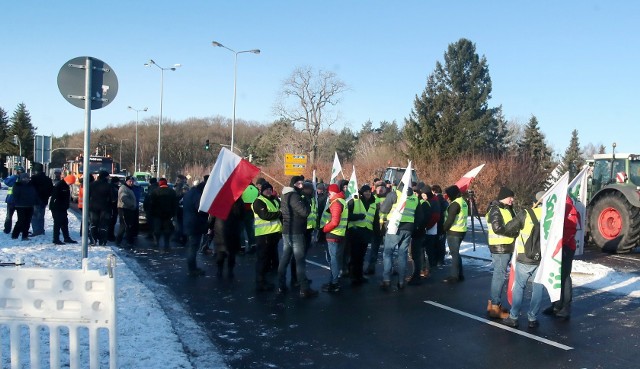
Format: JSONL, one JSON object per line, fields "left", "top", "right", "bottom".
{"left": 127, "top": 106, "right": 148, "bottom": 172}
{"left": 119, "top": 138, "right": 129, "bottom": 172}
{"left": 144, "top": 59, "right": 180, "bottom": 178}
{"left": 211, "top": 41, "right": 260, "bottom": 153}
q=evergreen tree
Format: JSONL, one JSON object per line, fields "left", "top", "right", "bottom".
{"left": 0, "top": 107, "right": 11, "bottom": 173}
{"left": 9, "top": 103, "right": 37, "bottom": 160}
{"left": 559, "top": 129, "right": 585, "bottom": 180}
{"left": 379, "top": 120, "right": 401, "bottom": 146}
{"left": 332, "top": 127, "right": 357, "bottom": 162}
{"left": 518, "top": 115, "right": 552, "bottom": 164}
{"left": 404, "top": 38, "right": 505, "bottom": 159}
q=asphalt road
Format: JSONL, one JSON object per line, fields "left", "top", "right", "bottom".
{"left": 114, "top": 232, "right": 640, "bottom": 369}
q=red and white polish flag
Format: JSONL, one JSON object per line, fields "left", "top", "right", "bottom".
{"left": 199, "top": 147, "right": 260, "bottom": 220}
{"left": 454, "top": 164, "right": 485, "bottom": 193}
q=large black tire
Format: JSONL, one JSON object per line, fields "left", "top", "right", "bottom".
{"left": 589, "top": 192, "right": 640, "bottom": 253}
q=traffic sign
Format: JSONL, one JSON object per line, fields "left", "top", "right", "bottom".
{"left": 284, "top": 153, "right": 307, "bottom": 164}
{"left": 57, "top": 56, "right": 118, "bottom": 110}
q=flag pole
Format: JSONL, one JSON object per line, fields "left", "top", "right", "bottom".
{"left": 259, "top": 170, "right": 286, "bottom": 188}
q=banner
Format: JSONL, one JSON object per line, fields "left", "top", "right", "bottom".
{"left": 346, "top": 165, "right": 358, "bottom": 201}
{"left": 454, "top": 164, "right": 485, "bottom": 193}
{"left": 330, "top": 152, "right": 343, "bottom": 184}
{"left": 387, "top": 161, "right": 412, "bottom": 235}
{"left": 534, "top": 172, "right": 569, "bottom": 302}
{"left": 568, "top": 166, "right": 589, "bottom": 256}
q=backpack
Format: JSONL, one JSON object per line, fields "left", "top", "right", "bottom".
{"left": 523, "top": 208, "right": 541, "bottom": 261}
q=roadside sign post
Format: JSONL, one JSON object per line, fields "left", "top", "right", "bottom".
{"left": 284, "top": 153, "right": 307, "bottom": 176}
{"left": 58, "top": 56, "right": 118, "bottom": 259}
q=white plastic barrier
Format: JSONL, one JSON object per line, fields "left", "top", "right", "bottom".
{"left": 0, "top": 256, "right": 117, "bottom": 369}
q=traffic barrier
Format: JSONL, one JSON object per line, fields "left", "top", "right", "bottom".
{"left": 0, "top": 256, "right": 117, "bottom": 369}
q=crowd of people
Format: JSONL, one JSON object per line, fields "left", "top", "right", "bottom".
{"left": 2, "top": 165, "right": 578, "bottom": 328}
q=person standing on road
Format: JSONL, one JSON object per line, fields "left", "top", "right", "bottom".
{"left": 213, "top": 197, "right": 245, "bottom": 278}
{"left": 431, "top": 184, "right": 448, "bottom": 267}
{"left": 321, "top": 183, "right": 348, "bottom": 293}
{"left": 542, "top": 195, "right": 579, "bottom": 320}
{"left": 365, "top": 181, "right": 387, "bottom": 275}
{"left": 115, "top": 176, "right": 137, "bottom": 248}
{"left": 107, "top": 176, "right": 120, "bottom": 242}
{"left": 502, "top": 192, "right": 544, "bottom": 329}
{"left": 240, "top": 182, "right": 259, "bottom": 254}
{"left": 143, "top": 177, "right": 158, "bottom": 239}
{"left": 49, "top": 174, "right": 77, "bottom": 245}
{"left": 421, "top": 185, "right": 441, "bottom": 277}
{"left": 30, "top": 164, "right": 53, "bottom": 236}
{"left": 278, "top": 176, "right": 318, "bottom": 298}
{"left": 347, "top": 184, "right": 379, "bottom": 285}
{"left": 89, "top": 171, "right": 114, "bottom": 246}
{"left": 11, "top": 173, "right": 37, "bottom": 240}
{"left": 148, "top": 178, "right": 178, "bottom": 252}
{"left": 3, "top": 165, "right": 24, "bottom": 234}
{"left": 252, "top": 182, "right": 282, "bottom": 291}
{"left": 172, "top": 174, "right": 190, "bottom": 245}
{"left": 442, "top": 185, "right": 467, "bottom": 283}
{"left": 379, "top": 182, "right": 420, "bottom": 291}
{"left": 486, "top": 186, "right": 518, "bottom": 319}
{"left": 183, "top": 177, "right": 209, "bottom": 276}
{"left": 407, "top": 183, "right": 430, "bottom": 286}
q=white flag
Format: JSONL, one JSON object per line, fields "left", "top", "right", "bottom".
{"left": 568, "top": 166, "right": 589, "bottom": 256}
{"left": 346, "top": 165, "right": 359, "bottom": 201}
{"left": 330, "top": 152, "right": 343, "bottom": 184}
{"left": 534, "top": 172, "right": 569, "bottom": 302}
{"left": 387, "top": 161, "right": 412, "bottom": 235}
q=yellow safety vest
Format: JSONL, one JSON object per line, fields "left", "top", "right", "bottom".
{"left": 515, "top": 207, "right": 542, "bottom": 254}
{"left": 389, "top": 190, "right": 419, "bottom": 223}
{"left": 348, "top": 198, "right": 376, "bottom": 230}
{"left": 449, "top": 197, "right": 468, "bottom": 232}
{"left": 486, "top": 206, "right": 515, "bottom": 245}
{"left": 306, "top": 197, "right": 317, "bottom": 230}
{"left": 323, "top": 198, "right": 348, "bottom": 236}
{"left": 252, "top": 195, "right": 282, "bottom": 236}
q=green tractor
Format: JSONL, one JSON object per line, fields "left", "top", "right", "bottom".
{"left": 587, "top": 151, "right": 640, "bottom": 253}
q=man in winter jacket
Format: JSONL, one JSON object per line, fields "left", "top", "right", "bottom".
{"left": 3, "top": 165, "right": 24, "bottom": 234}
{"left": 431, "top": 184, "right": 448, "bottom": 266}
{"left": 89, "top": 171, "right": 114, "bottom": 245}
{"left": 486, "top": 186, "right": 518, "bottom": 319}
{"left": 49, "top": 174, "right": 77, "bottom": 245}
{"left": 252, "top": 182, "right": 282, "bottom": 291}
{"left": 148, "top": 178, "right": 178, "bottom": 251}
{"left": 421, "top": 185, "right": 441, "bottom": 275}
{"left": 407, "top": 183, "right": 431, "bottom": 285}
{"left": 183, "top": 177, "right": 209, "bottom": 276}
{"left": 30, "top": 164, "right": 53, "bottom": 236}
{"left": 365, "top": 181, "right": 388, "bottom": 275}
{"left": 502, "top": 192, "right": 545, "bottom": 329}
{"left": 116, "top": 176, "right": 138, "bottom": 248}
{"left": 442, "top": 185, "right": 467, "bottom": 283}
{"left": 347, "top": 184, "right": 379, "bottom": 285}
{"left": 11, "top": 173, "right": 37, "bottom": 240}
{"left": 543, "top": 195, "right": 579, "bottom": 319}
{"left": 278, "top": 176, "right": 318, "bottom": 298}
{"left": 321, "top": 183, "right": 347, "bottom": 293}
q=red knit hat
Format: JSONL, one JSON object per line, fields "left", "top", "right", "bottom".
{"left": 327, "top": 183, "right": 340, "bottom": 193}
{"left": 158, "top": 178, "right": 168, "bottom": 186}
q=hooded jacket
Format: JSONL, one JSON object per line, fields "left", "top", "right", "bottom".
{"left": 280, "top": 186, "right": 311, "bottom": 235}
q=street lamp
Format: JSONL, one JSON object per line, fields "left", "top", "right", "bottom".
{"left": 144, "top": 59, "right": 181, "bottom": 178}
{"left": 119, "top": 138, "right": 129, "bottom": 172}
{"left": 127, "top": 106, "right": 148, "bottom": 172}
{"left": 211, "top": 41, "right": 260, "bottom": 153}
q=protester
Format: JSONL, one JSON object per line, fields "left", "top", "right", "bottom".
{"left": 183, "top": 177, "right": 209, "bottom": 277}
{"left": 421, "top": 184, "right": 441, "bottom": 277}
{"left": 240, "top": 182, "right": 259, "bottom": 254}
{"left": 11, "top": 173, "right": 37, "bottom": 240}
{"left": 346, "top": 184, "right": 379, "bottom": 285}
{"left": 115, "top": 176, "right": 137, "bottom": 248}
{"left": 49, "top": 174, "right": 77, "bottom": 245}
{"left": 486, "top": 186, "right": 518, "bottom": 319}
{"left": 173, "top": 174, "right": 190, "bottom": 245}
{"left": 442, "top": 185, "right": 467, "bottom": 283}
{"left": 108, "top": 176, "right": 120, "bottom": 242}
{"left": 321, "top": 183, "right": 347, "bottom": 293}
{"left": 3, "top": 165, "right": 24, "bottom": 234}
{"left": 213, "top": 197, "right": 245, "bottom": 278}
{"left": 431, "top": 184, "right": 448, "bottom": 267}
{"left": 365, "top": 181, "right": 387, "bottom": 275}
{"left": 30, "top": 164, "right": 53, "bottom": 236}
{"left": 407, "top": 183, "right": 431, "bottom": 285}
{"left": 252, "top": 182, "right": 282, "bottom": 291}
{"left": 89, "top": 171, "right": 114, "bottom": 246}
{"left": 148, "top": 178, "right": 178, "bottom": 252}
{"left": 143, "top": 177, "right": 159, "bottom": 239}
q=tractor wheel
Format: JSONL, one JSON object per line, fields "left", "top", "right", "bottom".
{"left": 589, "top": 192, "right": 640, "bottom": 253}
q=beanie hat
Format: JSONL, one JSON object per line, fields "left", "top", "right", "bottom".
{"left": 303, "top": 181, "right": 314, "bottom": 190}
{"left": 98, "top": 170, "right": 109, "bottom": 179}
{"left": 260, "top": 182, "right": 273, "bottom": 194}
{"left": 417, "top": 182, "right": 431, "bottom": 194}
{"left": 327, "top": 183, "right": 340, "bottom": 194}
{"left": 64, "top": 175, "right": 77, "bottom": 185}
{"left": 290, "top": 175, "right": 304, "bottom": 187}
{"left": 338, "top": 179, "right": 349, "bottom": 190}
{"left": 158, "top": 178, "right": 168, "bottom": 186}
{"left": 359, "top": 184, "right": 372, "bottom": 193}
{"left": 497, "top": 186, "right": 515, "bottom": 201}
{"left": 316, "top": 182, "right": 326, "bottom": 190}
{"left": 256, "top": 177, "right": 267, "bottom": 186}
{"left": 444, "top": 185, "right": 461, "bottom": 200}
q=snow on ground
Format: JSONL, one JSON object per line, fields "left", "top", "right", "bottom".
{"left": 0, "top": 198, "right": 227, "bottom": 369}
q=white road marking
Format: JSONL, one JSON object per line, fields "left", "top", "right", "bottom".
{"left": 424, "top": 300, "right": 574, "bottom": 351}
{"left": 306, "top": 259, "right": 330, "bottom": 270}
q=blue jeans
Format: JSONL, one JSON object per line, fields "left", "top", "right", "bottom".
{"left": 382, "top": 230, "right": 412, "bottom": 283}
{"left": 31, "top": 204, "right": 47, "bottom": 235}
{"left": 446, "top": 233, "right": 465, "bottom": 279}
{"left": 490, "top": 253, "right": 512, "bottom": 306}
{"left": 326, "top": 239, "right": 344, "bottom": 284}
{"left": 279, "top": 234, "right": 309, "bottom": 289}
{"left": 509, "top": 262, "right": 544, "bottom": 322}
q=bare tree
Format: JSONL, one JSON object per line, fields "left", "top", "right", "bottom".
{"left": 273, "top": 66, "right": 347, "bottom": 166}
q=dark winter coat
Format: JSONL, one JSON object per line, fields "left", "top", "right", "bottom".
{"left": 487, "top": 200, "right": 518, "bottom": 254}
{"left": 49, "top": 180, "right": 71, "bottom": 212}
{"left": 30, "top": 172, "right": 53, "bottom": 206}
{"left": 148, "top": 186, "right": 179, "bottom": 220}
{"left": 183, "top": 182, "right": 209, "bottom": 235}
{"left": 280, "top": 186, "right": 311, "bottom": 235}
{"left": 89, "top": 178, "right": 113, "bottom": 212}
{"left": 252, "top": 196, "right": 281, "bottom": 223}
{"left": 12, "top": 181, "right": 37, "bottom": 208}
{"left": 213, "top": 198, "right": 245, "bottom": 253}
